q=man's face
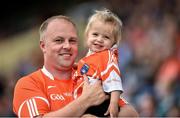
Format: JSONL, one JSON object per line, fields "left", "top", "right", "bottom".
{"left": 40, "top": 19, "right": 78, "bottom": 70}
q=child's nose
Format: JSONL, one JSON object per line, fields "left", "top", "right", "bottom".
{"left": 96, "top": 36, "right": 103, "bottom": 42}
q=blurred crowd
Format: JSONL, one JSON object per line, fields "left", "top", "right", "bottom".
{"left": 109, "top": 0, "right": 180, "bottom": 117}
{"left": 0, "top": 0, "right": 179, "bottom": 117}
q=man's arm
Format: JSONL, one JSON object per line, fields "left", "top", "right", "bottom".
{"left": 118, "top": 104, "right": 139, "bottom": 117}
{"left": 43, "top": 76, "right": 108, "bottom": 117}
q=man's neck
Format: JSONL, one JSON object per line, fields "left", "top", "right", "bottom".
{"left": 44, "top": 65, "right": 72, "bottom": 80}
{"left": 55, "top": 69, "right": 72, "bottom": 80}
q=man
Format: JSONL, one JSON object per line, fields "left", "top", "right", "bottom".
{"left": 13, "top": 15, "right": 107, "bottom": 117}
{"left": 13, "top": 15, "right": 138, "bottom": 117}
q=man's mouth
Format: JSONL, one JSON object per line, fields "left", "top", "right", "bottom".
{"left": 59, "top": 53, "right": 72, "bottom": 57}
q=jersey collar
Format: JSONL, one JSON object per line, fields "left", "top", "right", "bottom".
{"left": 87, "top": 44, "right": 118, "bottom": 56}
{"left": 41, "top": 66, "right": 54, "bottom": 80}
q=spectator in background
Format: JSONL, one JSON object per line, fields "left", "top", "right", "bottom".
{"left": 0, "top": 74, "right": 11, "bottom": 116}
{"left": 154, "top": 30, "right": 180, "bottom": 117}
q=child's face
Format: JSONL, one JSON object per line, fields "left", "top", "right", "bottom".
{"left": 86, "top": 21, "right": 115, "bottom": 52}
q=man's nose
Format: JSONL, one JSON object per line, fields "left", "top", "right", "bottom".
{"left": 63, "top": 41, "right": 71, "bottom": 49}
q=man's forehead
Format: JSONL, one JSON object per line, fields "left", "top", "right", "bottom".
{"left": 49, "top": 19, "right": 74, "bottom": 27}
{"left": 47, "top": 19, "right": 76, "bottom": 33}
{"left": 44, "top": 19, "right": 78, "bottom": 38}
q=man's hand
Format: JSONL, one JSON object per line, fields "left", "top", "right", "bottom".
{"left": 81, "top": 75, "right": 109, "bottom": 107}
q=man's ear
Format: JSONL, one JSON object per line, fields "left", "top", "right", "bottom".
{"left": 40, "top": 40, "right": 46, "bottom": 53}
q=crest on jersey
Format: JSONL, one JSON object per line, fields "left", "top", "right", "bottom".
{"left": 80, "top": 63, "right": 89, "bottom": 75}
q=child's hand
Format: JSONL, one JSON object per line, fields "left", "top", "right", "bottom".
{"left": 104, "top": 102, "right": 119, "bottom": 117}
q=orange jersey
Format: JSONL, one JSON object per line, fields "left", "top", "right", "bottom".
{"left": 13, "top": 67, "right": 75, "bottom": 117}
{"left": 73, "top": 49, "right": 127, "bottom": 106}
{"left": 74, "top": 49, "right": 123, "bottom": 93}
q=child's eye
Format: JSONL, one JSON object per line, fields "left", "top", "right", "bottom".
{"left": 104, "top": 36, "right": 110, "bottom": 39}
{"left": 92, "top": 33, "right": 98, "bottom": 36}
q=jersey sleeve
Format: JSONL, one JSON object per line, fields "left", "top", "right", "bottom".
{"left": 119, "top": 96, "right": 129, "bottom": 106}
{"left": 101, "top": 50, "right": 123, "bottom": 93}
{"left": 13, "top": 76, "right": 50, "bottom": 117}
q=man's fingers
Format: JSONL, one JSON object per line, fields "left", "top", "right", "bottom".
{"left": 105, "top": 95, "right": 110, "bottom": 100}
{"left": 104, "top": 109, "right": 109, "bottom": 116}
{"left": 83, "top": 74, "right": 89, "bottom": 85}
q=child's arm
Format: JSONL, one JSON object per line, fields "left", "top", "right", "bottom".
{"left": 111, "top": 90, "right": 121, "bottom": 104}
{"left": 104, "top": 91, "right": 121, "bottom": 117}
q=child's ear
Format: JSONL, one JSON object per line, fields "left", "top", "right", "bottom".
{"left": 113, "top": 41, "right": 117, "bottom": 46}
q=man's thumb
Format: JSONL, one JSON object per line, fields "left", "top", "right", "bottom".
{"left": 83, "top": 74, "right": 89, "bottom": 85}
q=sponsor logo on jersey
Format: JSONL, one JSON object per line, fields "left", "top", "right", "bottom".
{"left": 50, "top": 94, "right": 65, "bottom": 101}
{"left": 63, "top": 92, "right": 72, "bottom": 97}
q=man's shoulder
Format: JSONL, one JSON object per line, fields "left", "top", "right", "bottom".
{"left": 17, "top": 69, "right": 43, "bottom": 84}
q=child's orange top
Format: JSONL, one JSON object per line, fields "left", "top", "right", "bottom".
{"left": 73, "top": 49, "right": 123, "bottom": 99}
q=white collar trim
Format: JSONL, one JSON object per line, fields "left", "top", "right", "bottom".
{"left": 87, "top": 44, "right": 118, "bottom": 56}
{"left": 41, "top": 66, "right": 54, "bottom": 80}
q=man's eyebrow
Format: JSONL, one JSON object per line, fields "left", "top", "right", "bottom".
{"left": 69, "top": 36, "right": 78, "bottom": 40}
{"left": 53, "top": 36, "right": 64, "bottom": 40}
{"left": 54, "top": 36, "right": 64, "bottom": 39}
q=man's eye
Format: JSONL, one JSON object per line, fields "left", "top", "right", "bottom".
{"left": 69, "top": 39, "right": 77, "bottom": 44}
{"left": 55, "top": 39, "right": 64, "bottom": 43}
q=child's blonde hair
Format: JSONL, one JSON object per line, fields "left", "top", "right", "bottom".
{"left": 85, "top": 9, "right": 123, "bottom": 45}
